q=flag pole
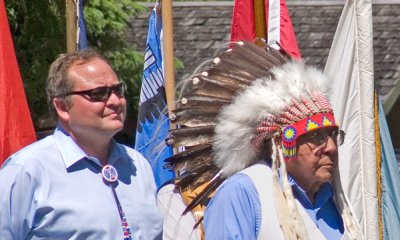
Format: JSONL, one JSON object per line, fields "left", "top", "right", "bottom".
{"left": 66, "top": 0, "right": 77, "bottom": 53}
{"left": 161, "top": 0, "right": 175, "bottom": 120}
{"left": 253, "top": 0, "right": 266, "bottom": 45}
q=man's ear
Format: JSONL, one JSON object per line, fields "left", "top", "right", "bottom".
{"left": 53, "top": 98, "right": 70, "bottom": 121}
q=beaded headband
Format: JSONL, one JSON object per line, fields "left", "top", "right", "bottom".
{"left": 281, "top": 112, "right": 337, "bottom": 160}
{"left": 248, "top": 70, "right": 337, "bottom": 160}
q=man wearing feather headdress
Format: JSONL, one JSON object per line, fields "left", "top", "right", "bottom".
{"left": 203, "top": 58, "right": 364, "bottom": 239}
{"left": 161, "top": 41, "right": 363, "bottom": 240}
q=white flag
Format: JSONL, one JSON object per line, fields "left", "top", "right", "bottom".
{"left": 325, "top": 0, "right": 400, "bottom": 239}
{"left": 324, "top": 0, "right": 377, "bottom": 238}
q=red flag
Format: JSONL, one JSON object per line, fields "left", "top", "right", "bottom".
{"left": 230, "top": 0, "right": 301, "bottom": 59}
{"left": 0, "top": 1, "right": 36, "bottom": 165}
{"left": 231, "top": 0, "right": 256, "bottom": 43}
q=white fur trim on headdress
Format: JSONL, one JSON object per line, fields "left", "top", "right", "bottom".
{"left": 213, "top": 60, "right": 332, "bottom": 177}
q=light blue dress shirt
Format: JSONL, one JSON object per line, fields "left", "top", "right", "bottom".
{"left": 204, "top": 173, "right": 344, "bottom": 240}
{"left": 0, "top": 126, "right": 162, "bottom": 240}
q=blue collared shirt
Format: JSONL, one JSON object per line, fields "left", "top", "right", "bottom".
{"left": 0, "top": 126, "right": 162, "bottom": 240}
{"left": 204, "top": 172, "right": 344, "bottom": 240}
{"left": 289, "top": 177, "right": 344, "bottom": 240}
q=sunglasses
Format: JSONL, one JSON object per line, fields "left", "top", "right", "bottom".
{"left": 59, "top": 83, "right": 125, "bottom": 102}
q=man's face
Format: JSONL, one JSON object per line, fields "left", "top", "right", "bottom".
{"left": 61, "top": 58, "right": 126, "bottom": 140}
{"left": 285, "top": 127, "right": 339, "bottom": 191}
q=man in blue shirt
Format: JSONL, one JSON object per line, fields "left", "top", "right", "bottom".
{"left": 203, "top": 59, "right": 363, "bottom": 239}
{"left": 0, "top": 50, "right": 162, "bottom": 239}
{"left": 204, "top": 133, "right": 347, "bottom": 240}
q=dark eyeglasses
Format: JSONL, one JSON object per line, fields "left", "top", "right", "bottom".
{"left": 305, "top": 129, "right": 345, "bottom": 148}
{"left": 59, "top": 83, "right": 125, "bottom": 102}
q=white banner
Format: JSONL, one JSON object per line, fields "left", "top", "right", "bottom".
{"left": 324, "top": 0, "right": 378, "bottom": 238}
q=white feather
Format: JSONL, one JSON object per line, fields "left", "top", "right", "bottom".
{"left": 214, "top": 61, "right": 331, "bottom": 177}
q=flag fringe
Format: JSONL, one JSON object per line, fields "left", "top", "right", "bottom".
{"left": 374, "top": 91, "right": 383, "bottom": 240}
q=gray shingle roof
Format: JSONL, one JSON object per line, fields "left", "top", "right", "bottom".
{"left": 129, "top": 1, "right": 400, "bottom": 156}
{"left": 129, "top": 1, "right": 400, "bottom": 114}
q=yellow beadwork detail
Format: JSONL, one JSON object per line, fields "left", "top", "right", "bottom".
{"left": 306, "top": 119, "right": 319, "bottom": 131}
{"left": 322, "top": 116, "right": 333, "bottom": 126}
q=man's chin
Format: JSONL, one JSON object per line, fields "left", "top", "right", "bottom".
{"left": 318, "top": 167, "right": 336, "bottom": 181}
{"left": 322, "top": 173, "right": 335, "bottom": 183}
{"left": 104, "top": 121, "right": 124, "bottom": 133}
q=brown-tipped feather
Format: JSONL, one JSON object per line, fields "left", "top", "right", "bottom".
{"left": 182, "top": 175, "right": 225, "bottom": 215}
{"left": 193, "top": 216, "right": 204, "bottom": 230}
{"left": 230, "top": 41, "right": 290, "bottom": 67}
{"left": 184, "top": 77, "right": 236, "bottom": 100}
{"left": 170, "top": 108, "right": 219, "bottom": 127}
{"left": 173, "top": 163, "right": 214, "bottom": 190}
{"left": 172, "top": 172, "right": 199, "bottom": 190}
{"left": 265, "top": 45, "right": 291, "bottom": 65}
{"left": 165, "top": 145, "right": 214, "bottom": 172}
{"left": 163, "top": 41, "right": 292, "bottom": 224}
{"left": 213, "top": 43, "right": 274, "bottom": 75}
{"left": 213, "top": 57, "right": 270, "bottom": 80}
{"left": 165, "top": 150, "right": 213, "bottom": 173}
{"left": 185, "top": 166, "right": 219, "bottom": 191}
{"left": 206, "top": 66, "right": 255, "bottom": 84}
{"left": 175, "top": 95, "right": 231, "bottom": 111}
{"left": 165, "top": 144, "right": 212, "bottom": 163}
{"left": 195, "top": 74, "right": 248, "bottom": 92}
{"left": 165, "top": 126, "right": 214, "bottom": 148}
{"left": 210, "top": 62, "right": 264, "bottom": 81}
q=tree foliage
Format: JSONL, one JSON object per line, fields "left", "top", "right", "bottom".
{"left": 6, "top": 0, "right": 147, "bottom": 144}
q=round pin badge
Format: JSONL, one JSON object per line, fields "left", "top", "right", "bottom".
{"left": 102, "top": 165, "right": 118, "bottom": 183}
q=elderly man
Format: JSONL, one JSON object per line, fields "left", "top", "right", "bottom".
{"left": 199, "top": 45, "right": 363, "bottom": 239}
{"left": 0, "top": 50, "right": 162, "bottom": 240}
{"left": 151, "top": 42, "right": 364, "bottom": 240}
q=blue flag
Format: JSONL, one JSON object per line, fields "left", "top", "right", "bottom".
{"left": 379, "top": 99, "right": 400, "bottom": 239}
{"left": 77, "top": 0, "right": 88, "bottom": 50}
{"left": 135, "top": 7, "right": 174, "bottom": 188}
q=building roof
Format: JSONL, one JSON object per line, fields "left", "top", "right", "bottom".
{"left": 129, "top": 0, "right": 400, "bottom": 114}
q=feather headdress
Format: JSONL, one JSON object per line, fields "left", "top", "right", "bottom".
{"left": 166, "top": 40, "right": 336, "bottom": 203}
{"left": 165, "top": 41, "right": 292, "bottom": 215}
{"left": 214, "top": 60, "right": 338, "bottom": 177}
{"left": 164, "top": 41, "right": 362, "bottom": 239}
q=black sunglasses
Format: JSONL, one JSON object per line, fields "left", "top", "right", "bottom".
{"left": 59, "top": 83, "right": 125, "bottom": 102}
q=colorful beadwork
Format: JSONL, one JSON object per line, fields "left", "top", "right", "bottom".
{"left": 281, "top": 112, "right": 337, "bottom": 160}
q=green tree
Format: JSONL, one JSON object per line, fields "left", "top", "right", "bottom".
{"left": 6, "top": 0, "right": 147, "bottom": 145}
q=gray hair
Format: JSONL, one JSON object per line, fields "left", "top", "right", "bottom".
{"left": 46, "top": 50, "right": 110, "bottom": 120}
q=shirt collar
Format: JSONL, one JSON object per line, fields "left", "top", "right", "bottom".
{"left": 108, "top": 140, "right": 125, "bottom": 165}
{"left": 287, "top": 175, "right": 334, "bottom": 208}
{"left": 53, "top": 125, "right": 124, "bottom": 169}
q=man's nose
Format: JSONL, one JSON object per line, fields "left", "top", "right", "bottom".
{"left": 323, "top": 137, "right": 338, "bottom": 153}
{"left": 106, "top": 91, "right": 124, "bottom": 105}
